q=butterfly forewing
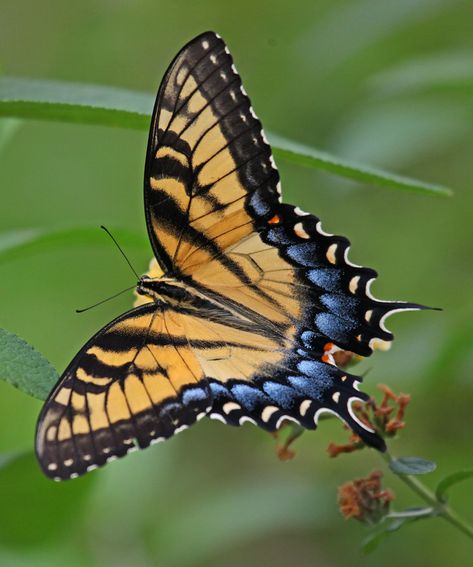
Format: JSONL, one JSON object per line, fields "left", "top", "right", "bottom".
{"left": 36, "top": 304, "right": 211, "bottom": 480}
{"left": 144, "top": 32, "right": 280, "bottom": 275}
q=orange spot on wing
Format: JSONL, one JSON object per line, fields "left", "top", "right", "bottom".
{"left": 268, "top": 215, "right": 280, "bottom": 224}
{"left": 323, "top": 342, "right": 334, "bottom": 352}
{"left": 321, "top": 354, "right": 331, "bottom": 363}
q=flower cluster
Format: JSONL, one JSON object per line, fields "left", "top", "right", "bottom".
{"left": 338, "top": 470, "right": 394, "bottom": 524}
{"left": 328, "top": 384, "right": 411, "bottom": 458}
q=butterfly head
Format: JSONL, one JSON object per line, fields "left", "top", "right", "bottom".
{"left": 136, "top": 276, "right": 151, "bottom": 298}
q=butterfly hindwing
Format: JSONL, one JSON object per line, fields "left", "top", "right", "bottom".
{"left": 178, "top": 201, "right": 422, "bottom": 448}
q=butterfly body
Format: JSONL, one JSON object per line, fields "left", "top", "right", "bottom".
{"left": 36, "top": 31, "right": 425, "bottom": 480}
{"left": 136, "top": 275, "right": 196, "bottom": 304}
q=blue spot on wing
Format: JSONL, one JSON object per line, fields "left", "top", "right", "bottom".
{"left": 300, "top": 330, "right": 323, "bottom": 351}
{"left": 209, "top": 381, "right": 230, "bottom": 398}
{"left": 265, "top": 226, "right": 295, "bottom": 246}
{"left": 182, "top": 387, "right": 208, "bottom": 406}
{"left": 316, "top": 312, "right": 357, "bottom": 343}
{"left": 307, "top": 268, "right": 342, "bottom": 292}
{"left": 287, "top": 375, "right": 329, "bottom": 401}
{"left": 231, "top": 383, "right": 269, "bottom": 411}
{"left": 262, "top": 381, "right": 296, "bottom": 409}
{"left": 320, "top": 293, "right": 360, "bottom": 320}
{"left": 297, "top": 359, "right": 332, "bottom": 378}
{"left": 249, "top": 190, "right": 272, "bottom": 216}
{"left": 286, "top": 242, "right": 318, "bottom": 267}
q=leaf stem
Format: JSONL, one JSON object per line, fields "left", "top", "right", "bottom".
{"left": 381, "top": 450, "right": 473, "bottom": 540}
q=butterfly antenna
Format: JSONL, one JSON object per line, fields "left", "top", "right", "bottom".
{"left": 100, "top": 225, "right": 140, "bottom": 279}
{"left": 76, "top": 285, "right": 136, "bottom": 313}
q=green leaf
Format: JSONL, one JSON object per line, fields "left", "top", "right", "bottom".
{"left": 0, "top": 77, "right": 452, "bottom": 197}
{"left": 361, "top": 507, "right": 434, "bottom": 554}
{"left": 436, "top": 469, "right": 473, "bottom": 502}
{"left": 0, "top": 226, "right": 149, "bottom": 264}
{"left": 270, "top": 133, "right": 452, "bottom": 197}
{"left": 0, "top": 77, "right": 152, "bottom": 129}
{"left": 361, "top": 516, "right": 418, "bottom": 554}
{"left": 361, "top": 518, "right": 406, "bottom": 554}
{"left": 0, "top": 328, "right": 58, "bottom": 400}
{"left": 386, "top": 507, "right": 435, "bottom": 519}
{"left": 390, "top": 456, "right": 437, "bottom": 475}
{"left": 0, "top": 451, "right": 94, "bottom": 548}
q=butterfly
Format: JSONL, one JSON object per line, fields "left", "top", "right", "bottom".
{"left": 36, "top": 31, "right": 425, "bottom": 480}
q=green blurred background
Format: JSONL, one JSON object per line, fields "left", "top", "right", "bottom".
{"left": 1, "top": 0, "right": 472, "bottom": 565}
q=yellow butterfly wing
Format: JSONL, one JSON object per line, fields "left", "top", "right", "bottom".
{"left": 144, "top": 31, "right": 280, "bottom": 275}
{"left": 36, "top": 304, "right": 210, "bottom": 480}
{"left": 143, "top": 30, "right": 299, "bottom": 370}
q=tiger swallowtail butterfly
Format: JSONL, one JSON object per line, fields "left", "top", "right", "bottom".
{"left": 36, "top": 31, "right": 426, "bottom": 480}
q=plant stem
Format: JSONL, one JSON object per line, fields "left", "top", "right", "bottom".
{"left": 381, "top": 451, "right": 473, "bottom": 540}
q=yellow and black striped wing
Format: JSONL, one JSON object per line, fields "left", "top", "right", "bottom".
{"left": 35, "top": 304, "right": 211, "bottom": 480}
{"left": 144, "top": 31, "right": 280, "bottom": 274}
{"left": 35, "top": 298, "right": 305, "bottom": 480}
{"left": 143, "top": 31, "right": 425, "bottom": 450}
